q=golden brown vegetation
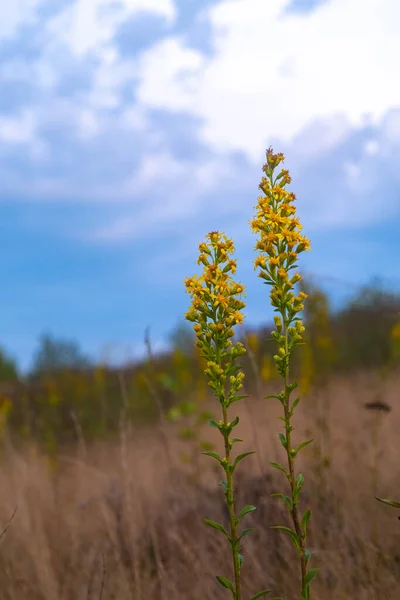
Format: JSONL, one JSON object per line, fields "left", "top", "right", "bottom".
{"left": 0, "top": 370, "right": 399, "bottom": 600}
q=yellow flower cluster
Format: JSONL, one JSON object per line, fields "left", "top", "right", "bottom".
{"left": 250, "top": 148, "right": 311, "bottom": 348}
{"left": 184, "top": 231, "right": 246, "bottom": 401}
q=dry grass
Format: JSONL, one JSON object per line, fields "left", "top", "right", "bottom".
{"left": 0, "top": 370, "right": 399, "bottom": 599}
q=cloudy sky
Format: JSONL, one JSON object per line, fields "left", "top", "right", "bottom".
{"left": 1, "top": 0, "right": 400, "bottom": 371}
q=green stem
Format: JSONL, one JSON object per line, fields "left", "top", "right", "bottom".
{"left": 283, "top": 320, "right": 307, "bottom": 595}
{"left": 222, "top": 405, "right": 241, "bottom": 600}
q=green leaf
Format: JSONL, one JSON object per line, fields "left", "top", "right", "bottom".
{"left": 231, "top": 437, "right": 243, "bottom": 444}
{"left": 304, "top": 568, "right": 319, "bottom": 586}
{"left": 265, "top": 394, "right": 282, "bottom": 401}
{"left": 208, "top": 420, "right": 220, "bottom": 428}
{"left": 293, "top": 439, "right": 313, "bottom": 456}
{"left": 271, "top": 493, "right": 292, "bottom": 510}
{"left": 376, "top": 497, "right": 400, "bottom": 508}
{"left": 301, "top": 509, "right": 311, "bottom": 534}
{"left": 305, "top": 549, "right": 311, "bottom": 562}
{"left": 290, "top": 396, "right": 301, "bottom": 413}
{"left": 230, "top": 416, "right": 240, "bottom": 428}
{"left": 271, "top": 525, "right": 300, "bottom": 549}
{"left": 294, "top": 473, "right": 304, "bottom": 498}
{"left": 216, "top": 575, "right": 234, "bottom": 592}
{"left": 233, "top": 451, "right": 255, "bottom": 469}
{"left": 231, "top": 394, "right": 248, "bottom": 403}
{"left": 293, "top": 473, "right": 304, "bottom": 505}
{"left": 287, "top": 381, "right": 298, "bottom": 392}
{"left": 239, "top": 527, "right": 255, "bottom": 539}
{"left": 238, "top": 553, "right": 244, "bottom": 568}
{"left": 237, "top": 505, "right": 257, "bottom": 520}
{"left": 249, "top": 591, "right": 273, "bottom": 600}
{"left": 269, "top": 461, "right": 290, "bottom": 478}
{"left": 278, "top": 433, "right": 287, "bottom": 449}
{"left": 204, "top": 519, "right": 229, "bottom": 537}
{"left": 202, "top": 451, "right": 222, "bottom": 464}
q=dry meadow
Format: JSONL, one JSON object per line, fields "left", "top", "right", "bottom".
{"left": 0, "top": 370, "right": 399, "bottom": 600}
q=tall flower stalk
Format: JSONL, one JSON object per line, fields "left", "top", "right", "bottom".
{"left": 250, "top": 148, "right": 318, "bottom": 600}
{"left": 184, "top": 232, "right": 271, "bottom": 600}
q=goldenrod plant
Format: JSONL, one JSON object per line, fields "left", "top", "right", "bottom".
{"left": 185, "top": 232, "right": 272, "bottom": 600}
{"left": 250, "top": 148, "right": 318, "bottom": 599}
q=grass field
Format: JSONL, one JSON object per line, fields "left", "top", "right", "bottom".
{"left": 0, "top": 370, "right": 398, "bottom": 599}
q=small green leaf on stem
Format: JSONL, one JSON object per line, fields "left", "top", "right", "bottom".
{"left": 278, "top": 433, "right": 287, "bottom": 449}
{"left": 202, "top": 451, "right": 223, "bottom": 464}
{"left": 204, "top": 519, "right": 229, "bottom": 537}
{"left": 304, "top": 568, "right": 319, "bottom": 586}
{"left": 376, "top": 497, "right": 400, "bottom": 508}
{"left": 271, "top": 493, "right": 292, "bottom": 510}
{"left": 233, "top": 451, "right": 255, "bottom": 469}
{"left": 301, "top": 509, "right": 311, "bottom": 534}
{"left": 271, "top": 525, "right": 300, "bottom": 550}
{"left": 216, "top": 575, "right": 234, "bottom": 592}
{"left": 269, "top": 461, "right": 290, "bottom": 478}
{"left": 237, "top": 505, "right": 257, "bottom": 520}
{"left": 239, "top": 527, "right": 256, "bottom": 539}
{"left": 292, "top": 439, "right": 313, "bottom": 457}
{"left": 249, "top": 591, "right": 273, "bottom": 600}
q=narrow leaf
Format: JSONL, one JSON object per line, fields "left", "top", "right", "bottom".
{"left": 216, "top": 575, "right": 234, "bottom": 592}
{"left": 249, "top": 591, "right": 273, "bottom": 600}
{"left": 231, "top": 394, "right": 248, "bottom": 403}
{"left": 204, "top": 519, "right": 229, "bottom": 537}
{"left": 304, "top": 568, "right": 319, "bottom": 586}
{"left": 293, "top": 439, "right": 313, "bottom": 456}
{"left": 301, "top": 509, "right": 311, "bottom": 533}
{"left": 202, "top": 451, "right": 222, "bottom": 463}
{"left": 376, "top": 497, "right": 400, "bottom": 508}
{"left": 290, "top": 396, "right": 301, "bottom": 413}
{"left": 238, "top": 505, "right": 256, "bottom": 520}
{"left": 271, "top": 493, "right": 292, "bottom": 510}
{"left": 269, "top": 461, "right": 290, "bottom": 478}
{"left": 271, "top": 525, "right": 300, "bottom": 549}
{"left": 278, "top": 433, "right": 287, "bottom": 449}
{"left": 239, "top": 527, "right": 255, "bottom": 539}
{"left": 233, "top": 451, "right": 255, "bottom": 469}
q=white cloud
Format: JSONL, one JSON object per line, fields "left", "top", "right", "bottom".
{"left": 136, "top": 0, "right": 400, "bottom": 162}
{"left": 0, "top": 110, "right": 37, "bottom": 144}
{"left": 46, "top": 0, "right": 176, "bottom": 58}
{"left": 76, "top": 109, "right": 100, "bottom": 139}
{"left": 364, "top": 140, "right": 379, "bottom": 156}
{"left": 0, "top": 0, "right": 44, "bottom": 40}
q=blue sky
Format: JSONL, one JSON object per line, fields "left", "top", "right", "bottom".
{"left": 1, "top": 0, "right": 400, "bottom": 372}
